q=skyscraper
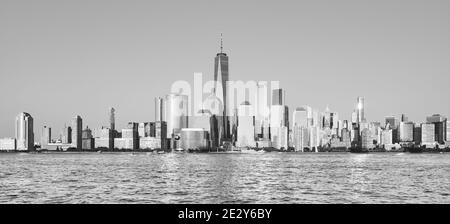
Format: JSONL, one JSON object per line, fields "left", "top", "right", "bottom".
{"left": 109, "top": 107, "right": 115, "bottom": 131}
{"left": 165, "top": 93, "right": 189, "bottom": 139}
{"left": 155, "top": 97, "right": 166, "bottom": 122}
{"left": 41, "top": 126, "right": 51, "bottom": 149}
{"left": 213, "top": 34, "right": 229, "bottom": 116}
{"left": 15, "top": 112, "right": 34, "bottom": 151}
{"left": 356, "top": 97, "right": 365, "bottom": 123}
{"left": 426, "top": 114, "right": 447, "bottom": 144}
{"left": 71, "top": 116, "right": 82, "bottom": 150}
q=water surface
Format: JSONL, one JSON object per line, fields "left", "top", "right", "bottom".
{"left": 0, "top": 152, "right": 449, "bottom": 204}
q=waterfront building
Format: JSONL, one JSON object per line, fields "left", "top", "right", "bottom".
{"left": 236, "top": 102, "right": 256, "bottom": 148}
{"left": 309, "top": 126, "right": 320, "bottom": 152}
{"left": 361, "top": 128, "right": 374, "bottom": 149}
{"left": 82, "top": 127, "right": 94, "bottom": 150}
{"left": 413, "top": 124, "right": 422, "bottom": 145}
{"left": 94, "top": 127, "right": 114, "bottom": 149}
{"left": 155, "top": 97, "right": 166, "bottom": 122}
{"left": 293, "top": 126, "right": 309, "bottom": 152}
{"left": 109, "top": 107, "right": 115, "bottom": 131}
{"left": 140, "top": 137, "right": 162, "bottom": 150}
{"left": 165, "top": 93, "right": 189, "bottom": 139}
{"left": 426, "top": 114, "right": 447, "bottom": 144}
{"left": 0, "top": 138, "right": 16, "bottom": 151}
{"left": 213, "top": 34, "right": 229, "bottom": 115}
{"left": 399, "top": 122, "right": 414, "bottom": 142}
{"left": 381, "top": 129, "right": 393, "bottom": 149}
{"left": 71, "top": 116, "right": 82, "bottom": 150}
{"left": 271, "top": 126, "right": 289, "bottom": 150}
{"left": 40, "top": 126, "right": 51, "bottom": 150}
{"left": 15, "top": 112, "right": 34, "bottom": 151}
{"left": 61, "top": 125, "right": 72, "bottom": 144}
{"left": 447, "top": 120, "right": 450, "bottom": 142}
{"left": 180, "top": 128, "right": 210, "bottom": 151}
{"left": 421, "top": 123, "right": 436, "bottom": 146}
{"left": 341, "top": 129, "right": 351, "bottom": 148}
{"left": 155, "top": 121, "right": 168, "bottom": 149}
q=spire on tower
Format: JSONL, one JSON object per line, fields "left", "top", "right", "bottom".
{"left": 220, "top": 33, "right": 223, "bottom": 53}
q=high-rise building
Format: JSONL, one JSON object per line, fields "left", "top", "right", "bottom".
{"left": 401, "top": 114, "right": 409, "bottom": 122}
{"left": 0, "top": 138, "right": 16, "bottom": 151}
{"left": 385, "top": 116, "right": 399, "bottom": 129}
{"left": 356, "top": 97, "right": 365, "bottom": 123}
{"left": 293, "top": 107, "right": 308, "bottom": 128}
{"left": 426, "top": 114, "right": 447, "bottom": 144}
{"left": 41, "top": 126, "right": 51, "bottom": 149}
{"left": 399, "top": 122, "right": 414, "bottom": 142}
{"left": 71, "top": 116, "right": 82, "bottom": 150}
{"left": 82, "top": 127, "right": 94, "bottom": 150}
{"left": 94, "top": 127, "right": 114, "bottom": 149}
{"left": 293, "top": 126, "right": 308, "bottom": 152}
{"left": 214, "top": 34, "right": 229, "bottom": 117}
{"left": 236, "top": 102, "right": 256, "bottom": 148}
{"left": 109, "top": 107, "right": 115, "bottom": 131}
{"left": 165, "top": 93, "right": 189, "bottom": 139}
{"left": 155, "top": 97, "right": 165, "bottom": 122}
{"left": 413, "top": 124, "right": 422, "bottom": 145}
{"left": 272, "top": 89, "right": 285, "bottom": 106}
{"left": 61, "top": 125, "right": 72, "bottom": 144}
{"left": 421, "top": 123, "right": 435, "bottom": 145}
{"left": 15, "top": 112, "right": 34, "bottom": 151}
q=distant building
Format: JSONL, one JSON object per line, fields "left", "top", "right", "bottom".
{"left": 180, "top": 128, "right": 210, "bottom": 151}
{"left": 94, "top": 127, "right": 114, "bottom": 149}
{"left": 293, "top": 126, "right": 308, "bottom": 152}
{"left": 140, "top": 137, "right": 162, "bottom": 150}
{"left": 356, "top": 97, "right": 365, "bottom": 124}
{"left": 426, "top": 114, "right": 447, "bottom": 144}
{"left": 61, "top": 125, "right": 72, "bottom": 144}
{"left": 109, "top": 107, "right": 116, "bottom": 131}
{"left": 236, "top": 102, "right": 256, "bottom": 148}
{"left": 71, "top": 116, "right": 82, "bottom": 150}
{"left": 41, "top": 126, "right": 51, "bottom": 150}
{"left": 361, "top": 128, "right": 374, "bottom": 149}
{"left": 385, "top": 116, "right": 399, "bottom": 130}
{"left": 15, "top": 112, "right": 34, "bottom": 151}
{"left": 399, "top": 122, "right": 414, "bottom": 142}
{"left": 421, "top": 123, "right": 436, "bottom": 145}
{"left": 82, "top": 127, "right": 95, "bottom": 150}
{"left": 0, "top": 138, "right": 16, "bottom": 151}
{"left": 165, "top": 93, "right": 189, "bottom": 139}
{"left": 381, "top": 129, "right": 393, "bottom": 148}
{"left": 447, "top": 120, "right": 450, "bottom": 142}
{"left": 413, "top": 124, "right": 422, "bottom": 145}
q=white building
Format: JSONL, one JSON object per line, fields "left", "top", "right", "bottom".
{"left": 0, "top": 138, "right": 16, "bottom": 151}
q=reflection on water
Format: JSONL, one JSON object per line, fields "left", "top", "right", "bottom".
{"left": 0, "top": 152, "right": 449, "bottom": 204}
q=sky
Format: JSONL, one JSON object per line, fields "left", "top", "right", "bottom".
{"left": 0, "top": 0, "right": 449, "bottom": 138}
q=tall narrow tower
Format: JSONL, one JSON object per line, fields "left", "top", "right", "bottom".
{"left": 109, "top": 107, "right": 115, "bottom": 131}
{"left": 71, "top": 116, "right": 82, "bottom": 150}
{"left": 214, "top": 34, "right": 230, "bottom": 141}
{"left": 214, "top": 33, "right": 229, "bottom": 116}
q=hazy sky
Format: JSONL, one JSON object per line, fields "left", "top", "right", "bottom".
{"left": 1, "top": 0, "right": 449, "bottom": 138}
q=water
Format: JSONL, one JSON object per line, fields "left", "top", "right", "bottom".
{"left": 0, "top": 152, "right": 449, "bottom": 204}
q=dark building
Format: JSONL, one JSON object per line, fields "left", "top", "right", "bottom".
{"left": 272, "top": 89, "right": 284, "bottom": 106}
{"left": 71, "top": 116, "right": 82, "bottom": 150}
{"left": 413, "top": 125, "right": 422, "bottom": 145}
{"left": 426, "top": 114, "right": 447, "bottom": 144}
{"left": 82, "top": 127, "right": 94, "bottom": 150}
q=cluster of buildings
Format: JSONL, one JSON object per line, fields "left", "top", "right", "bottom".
{"left": 1, "top": 38, "right": 449, "bottom": 152}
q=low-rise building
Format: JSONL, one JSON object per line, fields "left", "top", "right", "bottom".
{"left": 0, "top": 138, "right": 16, "bottom": 151}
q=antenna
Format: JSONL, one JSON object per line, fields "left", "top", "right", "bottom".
{"left": 220, "top": 33, "right": 223, "bottom": 53}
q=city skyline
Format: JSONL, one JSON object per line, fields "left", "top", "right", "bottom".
{"left": 1, "top": 0, "right": 450, "bottom": 138}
